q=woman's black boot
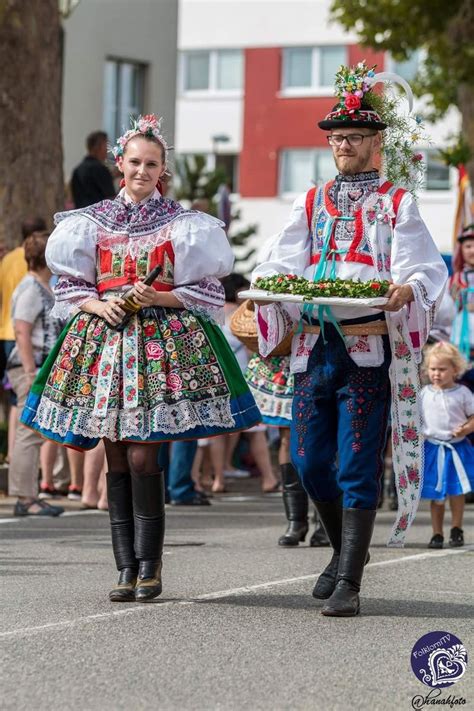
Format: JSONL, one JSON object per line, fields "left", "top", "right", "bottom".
{"left": 107, "top": 471, "right": 138, "bottom": 602}
{"left": 311, "top": 497, "right": 343, "bottom": 599}
{"left": 278, "top": 463, "right": 309, "bottom": 546}
{"left": 321, "top": 508, "right": 376, "bottom": 617}
{"left": 132, "top": 470, "right": 166, "bottom": 602}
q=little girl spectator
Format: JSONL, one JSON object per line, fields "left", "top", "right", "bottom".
{"left": 420, "top": 342, "right": 474, "bottom": 549}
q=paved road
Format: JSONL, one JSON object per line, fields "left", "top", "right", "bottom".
{"left": 1, "top": 495, "right": 473, "bottom": 710}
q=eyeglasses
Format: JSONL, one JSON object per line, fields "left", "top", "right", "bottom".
{"left": 327, "top": 133, "right": 377, "bottom": 147}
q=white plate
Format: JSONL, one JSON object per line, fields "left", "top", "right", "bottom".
{"left": 238, "top": 289, "right": 389, "bottom": 308}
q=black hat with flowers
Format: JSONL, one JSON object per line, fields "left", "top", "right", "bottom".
{"left": 457, "top": 223, "right": 474, "bottom": 243}
{"left": 318, "top": 62, "right": 387, "bottom": 131}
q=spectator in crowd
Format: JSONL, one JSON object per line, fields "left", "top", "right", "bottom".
{"left": 450, "top": 223, "right": 474, "bottom": 391}
{"left": 6, "top": 231, "right": 64, "bottom": 516}
{"left": 71, "top": 130, "right": 116, "bottom": 208}
{"left": 420, "top": 342, "right": 474, "bottom": 549}
{"left": 0, "top": 217, "right": 47, "bottom": 462}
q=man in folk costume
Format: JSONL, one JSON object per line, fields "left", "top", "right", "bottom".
{"left": 252, "top": 62, "right": 448, "bottom": 617}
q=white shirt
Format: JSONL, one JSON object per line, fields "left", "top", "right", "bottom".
{"left": 420, "top": 384, "right": 474, "bottom": 441}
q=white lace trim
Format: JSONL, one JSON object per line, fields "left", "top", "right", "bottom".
{"left": 33, "top": 393, "right": 235, "bottom": 441}
{"left": 97, "top": 213, "right": 224, "bottom": 260}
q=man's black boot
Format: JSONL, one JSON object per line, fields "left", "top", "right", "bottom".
{"left": 321, "top": 508, "right": 376, "bottom": 617}
{"left": 311, "top": 496, "right": 343, "bottom": 599}
{"left": 278, "top": 463, "right": 309, "bottom": 546}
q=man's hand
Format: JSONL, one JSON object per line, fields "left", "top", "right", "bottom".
{"left": 379, "top": 283, "right": 414, "bottom": 312}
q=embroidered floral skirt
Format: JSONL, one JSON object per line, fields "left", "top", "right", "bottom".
{"left": 244, "top": 354, "right": 293, "bottom": 427}
{"left": 21, "top": 307, "right": 260, "bottom": 450}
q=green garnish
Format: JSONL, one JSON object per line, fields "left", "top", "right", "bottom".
{"left": 254, "top": 275, "right": 390, "bottom": 299}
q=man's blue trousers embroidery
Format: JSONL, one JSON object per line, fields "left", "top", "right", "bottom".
{"left": 291, "top": 323, "right": 391, "bottom": 509}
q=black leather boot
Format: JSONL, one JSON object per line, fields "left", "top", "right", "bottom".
{"left": 278, "top": 463, "right": 309, "bottom": 546}
{"left": 309, "top": 514, "right": 330, "bottom": 547}
{"left": 311, "top": 497, "right": 343, "bottom": 599}
{"left": 132, "top": 471, "right": 166, "bottom": 602}
{"left": 321, "top": 508, "right": 376, "bottom": 617}
{"left": 107, "top": 472, "right": 138, "bottom": 602}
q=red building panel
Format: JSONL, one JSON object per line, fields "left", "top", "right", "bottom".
{"left": 240, "top": 46, "right": 385, "bottom": 198}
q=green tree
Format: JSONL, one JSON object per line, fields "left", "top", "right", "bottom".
{"left": 174, "top": 155, "right": 257, "bottom": 271}
{"left": 331, "top": 0, "right": 474, "bottom": 182}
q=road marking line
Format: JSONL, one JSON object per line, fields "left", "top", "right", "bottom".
{"left": 0, "top": 510, "right": 104, "bottom": 524}
{"left": 1, "top": 545, "right": 472, "bottom": 639}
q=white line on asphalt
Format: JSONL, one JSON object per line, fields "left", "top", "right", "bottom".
{"left": 0, "top": 510, "right": 105, "bottom": 524}
{"left": 1, "top": 545, "right": 472, "bottom": 639}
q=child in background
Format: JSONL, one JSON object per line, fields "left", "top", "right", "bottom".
{"left": 420, "top": 342, "right": 474, "bottom": 549}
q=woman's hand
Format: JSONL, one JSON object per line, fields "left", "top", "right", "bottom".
{"left": 98, "top": 298, "right": 126, "bottom": 326}
{"left": 130, "top": 282, "right": 160, "bottom": 307}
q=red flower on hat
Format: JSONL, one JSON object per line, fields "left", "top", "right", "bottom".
{"left": 344, "top": 95, "right": 361, "bottom": 111}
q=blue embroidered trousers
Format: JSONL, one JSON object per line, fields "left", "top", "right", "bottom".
{"left": 291, "top": 323, "right": 391, "bottom": 509}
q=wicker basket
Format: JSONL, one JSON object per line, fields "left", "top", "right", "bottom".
{"left": 229, "top": 299, "right": 293, "bottom": 357}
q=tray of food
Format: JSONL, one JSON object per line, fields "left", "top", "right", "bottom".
{"left": 239, "top": 275, "right": 390, "bottom": 308}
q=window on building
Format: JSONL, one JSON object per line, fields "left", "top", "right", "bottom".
{"left": 182, "top": 50, "right": 244, "bottom": 93}
{"left": 215, "top": 153, "right": 239, "bottom": 193}
{"left": 280, "top": 149, "right": 334, "bottom": 194}
{"left": 282, "top": 46, "right": 346, "bottom": 92}
{"left": 391, "top": 51, "right": 421, "bottom": 82}
{"left": 103, "top": 59, "right": 146, "bottom": 143}
{"left": 422, "top": 149, "right": 451, "bottom": 191}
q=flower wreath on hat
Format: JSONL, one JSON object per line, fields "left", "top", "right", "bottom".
{"left": 320, "top": 61, "right": 429, "bottom": 195}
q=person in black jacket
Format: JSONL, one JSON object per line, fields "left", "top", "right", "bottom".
{"left": 71, "top": 131, "right": 116, "bottom": 208}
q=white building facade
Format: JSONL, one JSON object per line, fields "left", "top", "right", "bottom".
{"left": 176, "top": 0, "right": 459, "bottom": 257}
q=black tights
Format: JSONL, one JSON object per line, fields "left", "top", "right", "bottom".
{"left": 104, "top": 440, "right": 161, "bottom": 476}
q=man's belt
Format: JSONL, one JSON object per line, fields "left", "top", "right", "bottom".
{"left": 303, "top": 321, "right": 388, "bottom": 336}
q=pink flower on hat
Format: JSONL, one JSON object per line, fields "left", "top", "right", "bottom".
{"left": 344, "top": 95, "right": 361, "bottom": 111}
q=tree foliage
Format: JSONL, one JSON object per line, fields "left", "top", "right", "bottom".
{"left": 174, "top": 155, "right": 257, "bottom": 271}
{"left": 330, "top": 0, "right": 474, "bottom": 179}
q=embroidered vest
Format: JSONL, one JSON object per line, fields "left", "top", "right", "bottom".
{"left": 96, "top": 240, "right": 175, "bottom": 294}
{"left": 305, "top": 180, "right": 406, "bottom": 275}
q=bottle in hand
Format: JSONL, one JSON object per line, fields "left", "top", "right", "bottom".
{"left": 114, "top": 265, "right": 163, "bottom": 332}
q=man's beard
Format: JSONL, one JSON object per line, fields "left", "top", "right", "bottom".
{"left": 334, "top": 152, "right": 371, "bottom": 175}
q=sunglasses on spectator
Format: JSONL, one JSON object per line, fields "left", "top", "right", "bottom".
{"left": 327, "top": 133, "right": 377, "bottom": 147}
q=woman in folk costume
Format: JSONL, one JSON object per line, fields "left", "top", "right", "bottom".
{"left": 21, "top": 114, "right": 260, "bottom": 602}
{"left": 450, "top": 223, "right": 474, "bottom": 391}
{"left": 245, "top": 352, "right": 329, "bottom": 547}
{"left": 252, "top": 62, "right": 447, "bottom": 616}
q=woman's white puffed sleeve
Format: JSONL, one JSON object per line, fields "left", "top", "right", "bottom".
{"left": 46, "top": 214, "right": 99, "bottom": 320}
{"left": 170, "top": 213, "right": 233, "bottom": 322}
{"left": 171, "top": 213, "right": 234, "bottom": 284}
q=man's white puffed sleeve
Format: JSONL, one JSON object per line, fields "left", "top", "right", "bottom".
{"left": 252, "top": 193, "right": 311, "bottom": 355}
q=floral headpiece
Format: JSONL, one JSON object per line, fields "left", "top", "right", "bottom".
{"left": 323, "top": 62, "right": 386, "bottom": 128}
{"left": 112, "top": 114, "right": 169, "bottom": 163}
{"left": 319, "top": 61, "right": 429, "bottom": 195}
